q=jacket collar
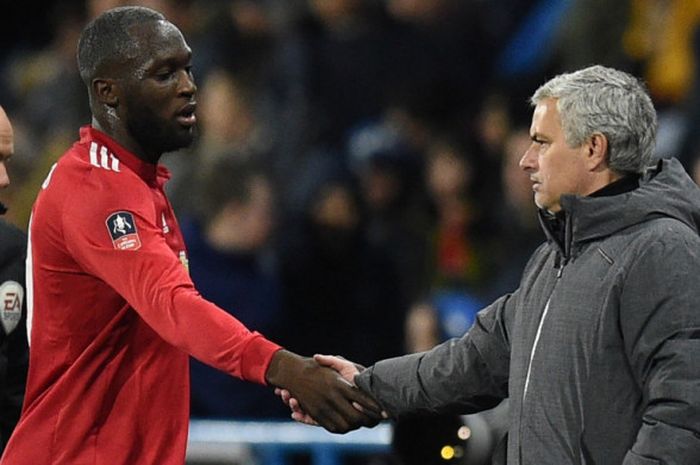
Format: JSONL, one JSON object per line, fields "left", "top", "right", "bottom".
{"left": 538, "top": 174, "right": 640, "bottom": 259}
{"left": 540, "top": 159, "right": 700, "bottom": 258}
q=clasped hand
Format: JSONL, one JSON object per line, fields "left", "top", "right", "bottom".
{"left": 266, "top": 351, "right": 384, "bottom": 433}
{"left": 274, "top": 354, "right": 387, "bottom": 430}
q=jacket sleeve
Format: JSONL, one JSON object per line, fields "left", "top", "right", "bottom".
{"left": 61, "top": 181, "right": 281, "bottom": 385}
{"left": 620, "top": 229, "right": 700, "bottom": 465}
{"left": 355, "top": 292, "right": 515, "bottom": 417}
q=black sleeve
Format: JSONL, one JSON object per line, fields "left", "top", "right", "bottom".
{"left": 0, "top": 220, "right": 28, "bottom": 452}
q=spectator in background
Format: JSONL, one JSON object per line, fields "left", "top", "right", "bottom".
{"left": 385, "top": 0, "right": 494, "bottom": 130}
{"left": 298, "top": 0, "right": 396, "bottom": 148}
{"left": 402, "top": 137, "right": 494, "bottom": 381}
{"left": 623, "top": 0, "right": 700, "bottom": 159}
{"left": 677, "top": 23, "right": 700, "bottom": 168}
{"left": 0, "top": 106, "right": 28, "bottom": 456}
{"left": 181, "top": 158, "right": 288, "bottom": 419}
{"left": 485, "top": 127, "right": 543, "bottom": 300}
{"left": 554, "top": 0, "right": 633, "bottom": 72}
{"left": 279, "top": 169, "right": 404, "bottom": 367}
{"left": 3, "top": 3, "right": 91, "bottom": 230}
{"left": 346, "top": 119, "right": 430, "bottom": 312}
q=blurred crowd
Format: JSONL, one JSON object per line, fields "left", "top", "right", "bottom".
{"left": 2, "top": 0, "right": 700, "bottom": 435}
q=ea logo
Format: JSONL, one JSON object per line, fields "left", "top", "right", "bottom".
{"left": 0, "top": 280, "right": 23, "bottom": 335}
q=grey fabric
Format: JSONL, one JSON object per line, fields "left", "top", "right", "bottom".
{"left": 356, "top": 159, "right": 700, "bottom": 465}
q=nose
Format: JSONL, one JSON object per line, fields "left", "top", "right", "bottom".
{"left": 179, "top": 69, "right": 197, "bottom": 97}
{"left": 0, "top": 162, "right": 10, "bottom": 189}
{"left": 519, "top": 144, "right": 537, "bottom": 172}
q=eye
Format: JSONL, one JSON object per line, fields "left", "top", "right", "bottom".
{"left": 533, "top": 137, "right": 550, "bottom": 148}
{"left": 155, "top": 70, "right": 175, "bottom": 82}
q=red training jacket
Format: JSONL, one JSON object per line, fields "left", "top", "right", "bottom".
{"left": 0, "top": 126, "right": 281, "bottom": 465}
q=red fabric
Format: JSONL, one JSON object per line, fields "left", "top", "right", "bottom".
{"left": 1, "top": 126, "right": 281, "bottom": 465}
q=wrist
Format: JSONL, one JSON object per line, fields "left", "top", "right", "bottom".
{"left": 265, "top": 349, "right": 302, "bottom": 387}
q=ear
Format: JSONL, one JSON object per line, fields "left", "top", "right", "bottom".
{"left": 585, "top": 132, "right": 608, "bottom": 171}
{"left": 92, "top": 78, "right": 119, "bottom": 107}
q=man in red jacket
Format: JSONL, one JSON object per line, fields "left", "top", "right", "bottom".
{"left": 0, "top": 7, "right": 380, "bottom": 465}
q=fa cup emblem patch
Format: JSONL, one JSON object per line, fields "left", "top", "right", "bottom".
{"left": 106, "top": 211, "right": 142, "bottom": 250}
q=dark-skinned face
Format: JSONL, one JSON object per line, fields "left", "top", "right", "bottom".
{"left": 117, "top": 20, "right": 197, "bottom": 157}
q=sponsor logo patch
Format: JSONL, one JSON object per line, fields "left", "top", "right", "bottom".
{"left": 0, "top": 280, "right": 23, "bottom": 335}
{"left": 106, "top": 211, "right": 142, "bottom": 250}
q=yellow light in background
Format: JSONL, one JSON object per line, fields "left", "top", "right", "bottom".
{"left": 440, "top": 445, "right": 455, "bottom": 460}
{"left": 457, "top": 426, "right": 471, "bottom": 440}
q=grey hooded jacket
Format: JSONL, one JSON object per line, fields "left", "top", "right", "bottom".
{"left": 356, "top": 158, "right": 700, "bottom": 465}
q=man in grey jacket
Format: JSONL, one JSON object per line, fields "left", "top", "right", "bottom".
{"left": 280, "top": 65, "right": 700, "bottom": 464}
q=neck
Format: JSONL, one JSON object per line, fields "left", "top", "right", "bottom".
{"left": 92, "top": 116, "right": 161, "bottom": 164}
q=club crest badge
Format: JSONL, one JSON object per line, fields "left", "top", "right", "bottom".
{"left": 0, "top": 280, "right": 23, "bottom": 335}
{"left": 106, "top": 211, "right": 142, "bottom": 250}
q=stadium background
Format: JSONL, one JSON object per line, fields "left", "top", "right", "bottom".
{"left": 1, "top": 1, "right": 699, "bottom": 464}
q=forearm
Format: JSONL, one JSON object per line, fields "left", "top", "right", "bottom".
{"left": 356, "top": 337, "right": 505, "bottom": 417}
{"left": 356, "top": 295, "right": 513, "bottom": 417}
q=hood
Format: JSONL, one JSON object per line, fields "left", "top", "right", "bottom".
{"left": 560, "top": 158, "right": 700, "bottom": 245}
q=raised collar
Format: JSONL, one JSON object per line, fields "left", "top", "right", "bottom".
{"left": 588, "top": 174, "right": 640, "bottom": 198}
{"left": 79, "top": 125, "right": 171, "bottom": 187}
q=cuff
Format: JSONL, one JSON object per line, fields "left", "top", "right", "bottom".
{"left": 239, "top": 332, "right": 283, "bottom": 385}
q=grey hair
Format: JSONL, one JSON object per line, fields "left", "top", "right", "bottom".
{"left": 77, "top": 6, "right": 165, "bottom": 86}
{"left": 531, "top": 65, "right": 657, "bottom": 175}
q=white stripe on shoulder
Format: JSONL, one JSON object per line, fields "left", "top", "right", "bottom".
{"left": 89, "top": 142, "right": 121, "bottom": 173}
{"left": 110, "top": 154, "right": 120, "bottom": 172}
{"left": 100, "top": 145, "right": 110, "bottom": 169}
{"left": 89, "top": 142, "right": 99, "bottom": 167}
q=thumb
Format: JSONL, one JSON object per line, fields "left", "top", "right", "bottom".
{"left": 313, "top": 354, "right": 347, "bottom": 370}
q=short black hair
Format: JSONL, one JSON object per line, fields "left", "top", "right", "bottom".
{"left": 77, "top": 6, "right": 165, "bottom": 86}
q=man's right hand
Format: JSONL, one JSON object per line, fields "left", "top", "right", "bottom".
{"left": 265, "top": 350, "right": 382, "bottom": 433}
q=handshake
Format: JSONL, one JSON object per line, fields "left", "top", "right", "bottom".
{"left": 266, "top": 350, "right": 387, "bottom": 433}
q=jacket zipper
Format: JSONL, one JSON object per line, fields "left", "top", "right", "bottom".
{"left": 518, "top": 259, "right": 565, "bottom": 465}
{"left": 523, "top": 260, "right": 565, "bottom": 400}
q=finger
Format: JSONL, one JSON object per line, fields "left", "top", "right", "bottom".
{"left": 291, "top": 411, "right": 319, "bottom": 426}
{"left": 344, "top": 387, "right": 384, "bottom": 419}
{"left": 351, "top": 401, "right": 388, "bottom": 419}
{"left": 275, "top": 389, "right": 292, "bottom": 406}
{"left": 289, "top": 397, "right": 304, "bottom": 413}
{"left": 308, "top": 403, "right": 353, "bottom": 433}
{"left": 326, "top": 384, "right": 382, "bottom": 429}
{"left": 314, "top": 354, "right": 350, "bottom": 371}
{"left": 281, "top": 390, "right": 292, "bottom": 403}
{"left": 314, "top": 353, "right": 347, "bottom": 361}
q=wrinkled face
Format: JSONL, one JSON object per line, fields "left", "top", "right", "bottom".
{"left": 118, "top": 20, "right": 197, "bottom": 155}
{"left": 519, "top": 98, "right": 588, "bottom": 213}
{"left": 0, "top": 108, "right": 14, "bottom": 190}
